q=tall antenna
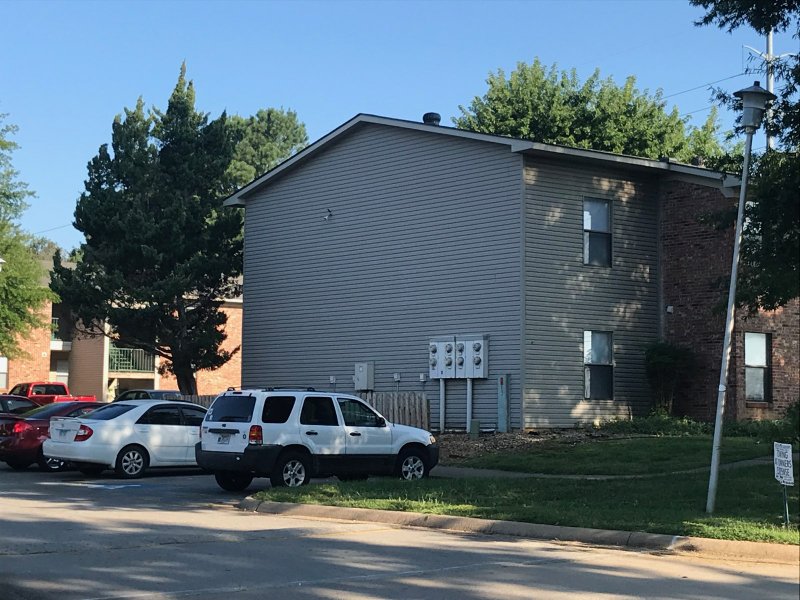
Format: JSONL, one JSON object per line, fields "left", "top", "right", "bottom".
{"left": 745, "top": 30, "right": 795, "bottom": 150}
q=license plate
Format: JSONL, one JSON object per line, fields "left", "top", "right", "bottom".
{"left": 217, "top": 435, "right": 230, "bottom": 445}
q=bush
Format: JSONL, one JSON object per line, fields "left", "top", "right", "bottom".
{"left": 724, "top": 402, "right": 800, "bottom": 445}
{"left": 596, "top": 413, "right": 710, "bottom": 436}
{"left": 644, "top": 342, "right": 695, "bottom": 415}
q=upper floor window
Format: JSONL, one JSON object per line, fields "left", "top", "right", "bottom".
{"left": 0, "top": 356, "right": 7, "bottom": 389}
{"left": 583, "top": 198, "right": 611, "bottom": 267}
{"left": 745, "top": 332, "right": 771, "bottom": 402}
{"left": 584, "top": 331, "right": 613, "bottom": 399}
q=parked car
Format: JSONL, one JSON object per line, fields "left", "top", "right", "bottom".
{"left": 196, "top": 388, "right": 439, "bottom": 491}
{"left": 43, "top": 400, "right": 207, "bottom": 478}
{"left": 0, "top": 394, "right": 41, "bottom": 415}
{"left": 113, "top": 389, "right": 183, "bottom": 402}
{"left": 8, "top": 382, "right": 96, "bottom": 405}
{"left": 0, "top": 401, "right": 103, "bottom": 471}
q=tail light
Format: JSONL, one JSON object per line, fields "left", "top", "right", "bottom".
{"left": 248, "top": 425, "right": 263, "bottom": 445}
{"left": 75, "top": 425, "right": 94, "bottom": 442}
{"left": 12, "top": 422, "right": 33, "bottom": 436}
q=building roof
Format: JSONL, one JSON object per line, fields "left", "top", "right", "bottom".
{"left": 224, "top": 113, "right": 740, "bottom": 207}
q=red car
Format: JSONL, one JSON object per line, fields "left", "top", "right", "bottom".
{"left": 0, "top": 394, "right": 41, "bottom": 416}
{"left": 0, "top": 401, "right": 102, "bottom": 471}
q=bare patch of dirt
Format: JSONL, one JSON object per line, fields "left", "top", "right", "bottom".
{"left": 437, "top": 430, "right": 611, "bottom": 462}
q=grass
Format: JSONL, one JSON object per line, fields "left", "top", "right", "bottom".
{"left": 254, "top": 435, "right": 799, "bottom": 544}
{"left": 448, "top": 436, "right": 773, "bottom": 475}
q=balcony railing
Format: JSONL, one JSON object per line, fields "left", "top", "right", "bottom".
{"left": 108, "top": 345, "right": 155, "bottom": 373}
{"left": 51, "top": 317, "right": 61, "bottom": 341}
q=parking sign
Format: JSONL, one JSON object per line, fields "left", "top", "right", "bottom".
{"left": 774, "top": 442, "right": 795, "bottom": 486}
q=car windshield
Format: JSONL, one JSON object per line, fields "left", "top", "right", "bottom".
{"left": 82, "top": 404, "right": 136, "bottom": 420}
{"left": 206, "top": 395, "right": 255, "bottom": 422}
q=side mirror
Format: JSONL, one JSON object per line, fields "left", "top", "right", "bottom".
{"left": 376, "top": 417, "right": 386, "bottom": 428}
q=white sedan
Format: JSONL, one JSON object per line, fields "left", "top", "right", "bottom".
{"left": 43, "top": 400, "right": 207, "bottom": 478}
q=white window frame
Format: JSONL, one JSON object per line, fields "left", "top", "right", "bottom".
{"left": 0, "top": 356, "right": 7, "bottom": 390}
{"left": 744, "top": 332, "right": 771, "bottom": 402}
{"left": 583, "top": 198, "right": 612, "bottom": 267}
{"left": 584, "top": 331, "right": 613, "bottom": 400}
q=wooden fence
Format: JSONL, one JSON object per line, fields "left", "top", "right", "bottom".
{"left": 359, "top": 391, "right": 429, "bottom": 430}
{"left": 183, "top": 394, "right": 218, "bottom": 408}
{"left": 185, "top": 391, "right": 430, "bottom": 430}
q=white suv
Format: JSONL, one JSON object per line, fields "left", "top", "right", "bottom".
{"left": 196, "top": 388, "right": 439, "bottom": 491}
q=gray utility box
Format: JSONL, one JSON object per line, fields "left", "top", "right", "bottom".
{"left": 354, "top": 362, "right": 375, "bottom": 391}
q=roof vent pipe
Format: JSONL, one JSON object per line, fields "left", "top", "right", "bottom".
{"left": 422, "top": 112, "right": 441, "bottom": 126}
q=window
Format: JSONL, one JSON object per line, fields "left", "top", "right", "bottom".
{"left": 300, "top": 396, "right": 338, "bottom": 426}
{"left": 583, "top": 198, "right": 611, "bottom": 267}
{"left": 85, "top": 404, "right": 136, "bottom": 420}
{"left": 584, "top": 331, "right": 613, "bottom": 399}
{"left": 261, "top": 396, "right": 296, "bottom": 424}
{"left": 745, "top": 333, "right": 771, "bottom": 402}
{"left": 0, "top": 356, "right": 7, "bottom": 389}
{"left": 181, "top": 406, "right": 207, "bottom": 426}
{"left": 138, "top": 406, "right": 182, "bottom": 426}
{"left": 338, "top": 398, "right": 383, "bottom": 427}
{"left": 206, "top": 395, "right": 256, "bottom": 422}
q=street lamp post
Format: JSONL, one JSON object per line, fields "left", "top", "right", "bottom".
{"left": 706, "top": 81, "right": 776, "bottom": 514}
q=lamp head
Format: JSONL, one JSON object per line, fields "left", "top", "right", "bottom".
{"left": 733, "top": 81, "right": 776, "bottom": 131}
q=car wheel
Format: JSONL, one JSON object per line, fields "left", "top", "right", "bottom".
{"left": 214, "top": 471, "right": 253, "bottom": 492}
{"left": 114, "top": 445, "right": 149, "bottom": 479}
{"left": 396, "top": 448, "right": 429, "bottom": 481}
{"left": 6, "top": 460, "right": 31, "bottom": 471}
{"left": 270, "top": 451, "right": 311, "bottom": 488}
{"left": 77, "top": 465, "right": 105, "bottom": 476}
{"left": 37, "top": 449, "right": 66, "bottom": 472}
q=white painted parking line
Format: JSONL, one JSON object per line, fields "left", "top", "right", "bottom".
{"left": 37, "top": 481, "right": 143, "bottom": 490}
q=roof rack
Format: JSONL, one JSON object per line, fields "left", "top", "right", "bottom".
{"left": 262, "top": 387, "right": 317, "bottom": 392}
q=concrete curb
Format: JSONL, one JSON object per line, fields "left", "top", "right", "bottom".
{"left": 238, "top": 498, "right": 799, "bottom": 565}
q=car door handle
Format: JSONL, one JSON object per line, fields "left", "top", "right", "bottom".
{"left": 349, "top": 432, "right": 362, "bottom": 437}
{"left": 305, "top": 430, "right": 318, "bottom": 436}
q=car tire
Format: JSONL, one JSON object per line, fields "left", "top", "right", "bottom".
{"left": 270, "top": 451, "right": 311, "bottom": 488}
{"left": 214, "top": 471, "right": 253, "bottom": 492}
{"left": 6, "top": 460, "right": 31, "bottom": 471}
{"left": 396, "top": 447, "right": 429, "bottom": 481}
{"left": 37, "top": 449, "right": 66, "bottom": 472}
{"left": 114, "top": 445, "right": 149, "bottom": 479}
{"left": 77, "top": 465, "right": 105, "bottom": 476}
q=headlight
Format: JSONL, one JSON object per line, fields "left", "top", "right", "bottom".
{"left": 429, "top": 434, "right": 436, "bottom": 444}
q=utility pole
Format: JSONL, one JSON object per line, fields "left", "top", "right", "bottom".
{"left": 745, "top": 30, "right": 794, "bottom": 151}
{"left": 766, "top": 31, "right": 775, "bottom": 150}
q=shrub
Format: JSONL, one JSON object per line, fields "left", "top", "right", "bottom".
{"left": 644, "top": 342, "right": 695, "bottom": 415}
{"left": 596, "top": 413, "right": 710, "bottom": 436}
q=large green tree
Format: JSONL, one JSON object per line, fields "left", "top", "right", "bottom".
{"left": 691, "top": 0, "right": 799, "bottom": 310}
{"left": 227, "top": 108, "right": 307, "bottom": 188}
{"left": 454, "top": 58, "right": 724, "bottom": 162}
{"left": 51, "top": 66, "right": 244, "bottom": 394}
{"left": 0, "top": 113, "right": 54, "bottom": 358}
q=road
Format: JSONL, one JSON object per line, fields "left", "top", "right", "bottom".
{"left": 0, "top": 465, "right": 797, "bottom": 599}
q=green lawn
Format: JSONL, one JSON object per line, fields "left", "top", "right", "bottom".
{"left": 254, "top": 436, "right": 799, "bottom": 545}
{"left": 447, "top": 436, "right": 772, "bottom": 475}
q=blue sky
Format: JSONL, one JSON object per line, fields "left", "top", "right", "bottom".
{"left": 1, "top": 0, "right": 793, "bottom": 250}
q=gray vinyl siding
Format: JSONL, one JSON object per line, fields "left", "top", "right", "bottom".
{"left": 241, "top": 124, "right": 523, "bottom": 430}
{"left": 523, "top": 156, "right": 659, "bottom": 428}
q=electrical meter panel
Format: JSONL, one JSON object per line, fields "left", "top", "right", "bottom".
{"left": 456, "top": 335, "right": 488, "bottom": 379}
{"left": 428, "top": 336, "right": 456, "bottom": 379}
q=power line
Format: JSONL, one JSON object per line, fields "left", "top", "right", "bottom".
{"left": 663, "top": 73, "right": 747, "bottom": 99}
{"left": 32, "top": 224, "right": 74, "bottom": 235}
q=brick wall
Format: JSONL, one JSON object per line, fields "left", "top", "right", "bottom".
{"left": 661, "top": 181, "right": 799, "bottom": 421}
{"left": 2, "top": 301, "right": 53, "bottom": 392}
{"left": 159, "top": 302, "right": 242, "bottom": 395}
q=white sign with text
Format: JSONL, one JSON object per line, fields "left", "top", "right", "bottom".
{"left": 774, "top": 442, "right": 795, "bottom": 486}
